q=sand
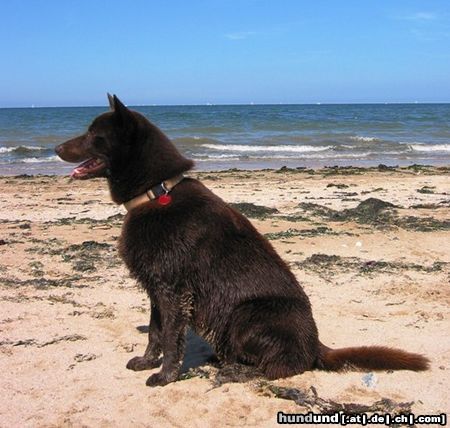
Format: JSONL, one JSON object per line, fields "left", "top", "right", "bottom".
{"left": 0, "top": 165, "right": 449, "bottom": 427}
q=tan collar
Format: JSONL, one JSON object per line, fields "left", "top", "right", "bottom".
{"left": 123, "top": 174, "right": 185, "bottom": 212}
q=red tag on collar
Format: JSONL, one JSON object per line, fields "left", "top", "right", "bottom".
{"left": 158, "top": 194, "right": 172, "bottom": 206}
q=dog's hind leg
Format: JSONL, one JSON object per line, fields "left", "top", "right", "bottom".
{"left": 127, "top": 303, "right": 163, "bottom": 371}
{"left": 235, "top": 326, "right": 316, "bottom": 379}
{"left": 227, "top": 297, "right": 319, "bottom": 380}
{"left": 145, "top": 290, "right": 192, "bottom": 387}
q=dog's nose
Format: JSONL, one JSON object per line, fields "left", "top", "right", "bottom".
{"left": 55, "top": 144, "right": 63, "bottom": 155}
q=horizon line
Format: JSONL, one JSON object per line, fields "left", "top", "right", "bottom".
{"left": 1, "top": 101, "right": 450, "bottom": 109}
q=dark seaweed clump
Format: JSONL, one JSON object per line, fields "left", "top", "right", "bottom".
{"left": 62, "top": 241, "right": 117, "bottom": 272}
{"left": 45, "top": 213, "right": 124, "bottom": 228}
{"left": 326, "top": 183, "right": 349, "bottom": 189}
{"left": 293, "top": 253, "right": 446, "bottom": 275}
{"left": 299, "top": 198, "right": 396, "bottom": 223}
{"left": 259, "top": 382, "right": 414, "bottom": 414}
{"left": 417, "top": 186, "right": 436, "bottom": 194}
{"left": 298, "top": 198, "right": 450, "bottom": 231}
{"left": 0, "top": 275, "right": 89, "bottom": 289}
{"left": 230, "top": 203, "right": 279, "bottom": 219}
{"left": 264, "top": 226, "right": 350, "bottom": 240}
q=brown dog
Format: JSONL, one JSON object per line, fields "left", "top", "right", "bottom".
{"left": 55, "top": 94, "right": 429, "bottom": 387}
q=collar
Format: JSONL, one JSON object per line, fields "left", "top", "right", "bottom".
{"left": 123, "top": 174, "right": 185, "bottom": 212}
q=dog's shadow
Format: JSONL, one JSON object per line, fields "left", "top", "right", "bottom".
{"left": 136, "top": 326, "right": 263, "bottom": 384}
{"left": 136, "top": 326, "right": 216, "bottom": 373}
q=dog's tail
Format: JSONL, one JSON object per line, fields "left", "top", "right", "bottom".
{"left": 316, "top": 342, "right": 429, "bottom": 372}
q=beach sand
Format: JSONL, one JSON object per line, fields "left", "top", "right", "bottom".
{"left": 0, "top": 165, "right": 449, "bottom": 427}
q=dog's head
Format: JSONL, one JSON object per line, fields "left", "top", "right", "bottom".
{"left": 55, "top": 94, "right": 193, "bottom": 203}
{"left": 55, "top": 94, "right": 144, "bottom": 180}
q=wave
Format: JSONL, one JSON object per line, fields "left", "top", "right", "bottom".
{"left": 173, "top": 137, "right": 221, "bottom": 145}
{"left": 193, "top": 152, "right": 378, "bottom": 161}
{"left": 19, "top": 156, "right": 62, "bottom": 163}
{"left": 202, "top": 144, "right": 333, "bottom": 153}
{"left": 338, "top": 143, "right": 412, "bottom": 153}
{"left": 350, "top": 136, "right": 379, "bottom": 142}
{"left": 0, "top": 145, "right": 48, "bottom": 155}
{"left": 259, "top": 134, "right": 314, "bottom": 144}
{"left": 195, "top": 156, "right": 241, "bottom": 162}
{"left": 197, "top": 153, "right": 242, "bottom": 159}
{"left": 409, "top": 143, "right": 450, "bottom": 152}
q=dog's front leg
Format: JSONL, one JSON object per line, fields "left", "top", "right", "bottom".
{"left": 126, "top": 302, "right": 162, "bottom": 371}
{"left": 145, "top": 292, "right": 190, "bottom": 387}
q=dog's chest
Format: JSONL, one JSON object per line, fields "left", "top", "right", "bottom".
{"left": 118, "top": 214, "right": 184, "bottom": 287}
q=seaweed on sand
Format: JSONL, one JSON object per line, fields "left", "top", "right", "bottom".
{"left": 258, "top": 382, "right": 414, "bottom": 415}
{"left": 298, "top": 198, "right": 450, "bottom": 231}
{"left": 264, "top": 227, "right": 344, "bottom": 241}
{"left": 229, "top": 203, "right": 279, "bottom": 219}
{"left": 293, "top": 253, "right": 446, "bottom": 275}
{"left": 62, "top": 241, "right": 117, "bottom": 272}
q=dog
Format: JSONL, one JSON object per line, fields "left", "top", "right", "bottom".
{"left": 55, "top": 94, "right": 429, "bottom": 387}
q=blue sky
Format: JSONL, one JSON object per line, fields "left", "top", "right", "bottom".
{"left": 1, "top": 0, "right": 449, "bottom": 107}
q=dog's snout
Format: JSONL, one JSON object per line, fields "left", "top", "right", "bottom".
{"left": 54, "top": 142, "right": 73, "bottom": 161}
{"left": 54, "top": 135, "right": 93, "bottom": 163}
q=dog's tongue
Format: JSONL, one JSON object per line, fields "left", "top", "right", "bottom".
{"left": 71, "top": 158, "right": 106, "bottom": 179}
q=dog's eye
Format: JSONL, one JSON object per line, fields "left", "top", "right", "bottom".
{"left": 87, "top": 131, "right": 101, "bottom": 143}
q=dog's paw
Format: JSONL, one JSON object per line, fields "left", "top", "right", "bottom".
{"left": 145, "top": 371, "right": 177, "bottom": 387}
{"left": 126, "top": 356, "right": 161, "bottom": 371}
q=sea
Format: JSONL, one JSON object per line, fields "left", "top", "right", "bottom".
{"left": 0, "top": 103, "right": 449, "bottom": 175}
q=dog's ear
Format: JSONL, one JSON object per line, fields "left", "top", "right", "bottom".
{"left": 107, "top": 93, "right": 115, "bottom": 111}
{"left": 112, "top": 95, "right": 134, "bottom": 125}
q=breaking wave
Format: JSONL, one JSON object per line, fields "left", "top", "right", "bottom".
{"left": 409, "top": 143, "right": 450, "bottom": 152}
{"left": 19, "top": 156, "right": 62, "bottom": 163}
{"left": 350, "top": 136, "right": 379, "bottom": 142}
{"left": 202, "top": 144, "right": 333, "bottom": 153}
{"left": 0, "top": 145, "right": 48, "bottom": 155}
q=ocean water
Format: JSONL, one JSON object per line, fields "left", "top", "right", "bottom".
{"left": 0, "top": 103, "right": 449, "bottom": 175}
